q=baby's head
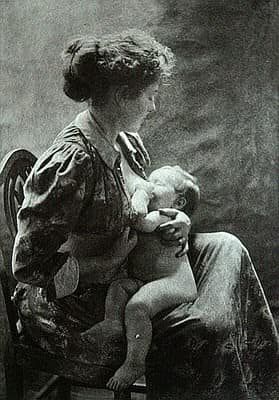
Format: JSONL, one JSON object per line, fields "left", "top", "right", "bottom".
{"left": 148, "top": 166, "right": 200, "bottom": 216}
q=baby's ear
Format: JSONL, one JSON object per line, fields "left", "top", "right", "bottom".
{"left": 174, "top": 196, "right": 187, "bottom": 210}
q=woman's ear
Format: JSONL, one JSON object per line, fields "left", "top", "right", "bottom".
{"left": 174, "top": 196, "right": 187, "bottom": 210}
{"left": 114, "top": 85, "right": 129, "bottom": 108}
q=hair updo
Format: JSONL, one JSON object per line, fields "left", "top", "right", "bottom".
{"left": 61, "top": 30, "right": 175, "bottom": 105}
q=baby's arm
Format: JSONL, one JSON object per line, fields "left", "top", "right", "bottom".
{"left": 133, "top": 211, "right": 170, "bottom": 233}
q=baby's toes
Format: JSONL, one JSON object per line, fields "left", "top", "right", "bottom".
{"left": 107, "top": 377, "right": 119, "bottom": 392}
{"left": 106, "top": 378, "right": 114, "bottom": 390}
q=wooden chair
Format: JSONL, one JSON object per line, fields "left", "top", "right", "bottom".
{"left": 0, "top": 149, "right": 146, "bottom": 400}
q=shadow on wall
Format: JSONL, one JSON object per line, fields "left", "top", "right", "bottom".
{"left": 0, "top": 1, "right": 278, "bottom": 308}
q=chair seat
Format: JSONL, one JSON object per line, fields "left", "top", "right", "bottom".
{"left": 15, "top": 342, "right": 115, "bottom": 387}
{"left": 15, "top": 342, "right": 147, "bottom": 395}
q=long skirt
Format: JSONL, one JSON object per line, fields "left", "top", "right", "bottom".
{"left": 14, "top": 232, "right": 279, "bottom": 399}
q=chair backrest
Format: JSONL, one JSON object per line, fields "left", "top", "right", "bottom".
{"left": 0, "top": 149, "right": 37, "bottom": 342}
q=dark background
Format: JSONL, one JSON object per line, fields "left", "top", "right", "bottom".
{"left": 0, "top": 1, "right": 278, "bottom": 398}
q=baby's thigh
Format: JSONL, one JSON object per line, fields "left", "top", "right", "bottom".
{"left": 128, "top": 274, "right": 188, "bottom": 318}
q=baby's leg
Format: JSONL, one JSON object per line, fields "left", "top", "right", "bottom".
{"left": 105, "top": 278, "right": 142, "bottom": 322}
{"left": 107, "top": 265, "right": 193, "bottom": 391}
{"left": 83, "top": 278, "right": 142, "bottom": 345}
{"left": 107, "top": 287, "right": 152, "bottom": 391}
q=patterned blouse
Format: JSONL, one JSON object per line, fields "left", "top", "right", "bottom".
{"left": 12, "top": 110, "right": 134, "bottom": 298}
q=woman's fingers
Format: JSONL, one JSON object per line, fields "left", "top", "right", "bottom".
{"left": 124, "top": 131, "right": 149, "bottom": 167}
{"left": 168, "top": 230, "right": 183, "bottom": 240}
{"left": 157, "top": 220, "right": 189, "bottom": 231}
{"left": 175, "top": 237, "right": 188, "bottom": 258}
{"left": 158, "top": 227, "right": 189, "bottom": 256}
{"left": 158, "top": 210, "right": 191, "bottom": 235}
{"left": 158, "top": 208, "right": 178, "bottom": 219}
{"left": 160, "top": 235, "right": 188, "bottom": 255}
{"left": 159, "top": 229, "right": 183, "bottom": 244}
{"left": 161, "top": 228, "right": 183, "bottom": 241}
{"left": 117, "top": 132, "right": 146, "bottom": 178}
{"left": 126, "top": 131, "right": 151, "bottom": 166}
{"left": 157, "top": 209, "right": 191, "bottom": 255}
{"left": 131, "top": 152, "right": 147, "bottom": 175}
{"left": 157, "top": 222, "right": 176, "bottom": 231}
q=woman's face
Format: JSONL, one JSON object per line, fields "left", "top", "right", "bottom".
{"left": 120, "top": 81, "right": 159, "bottom": 132}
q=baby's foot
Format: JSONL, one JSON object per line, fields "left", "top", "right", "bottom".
{"left": 106, "top": 362, "right": 145, "bottom": 391}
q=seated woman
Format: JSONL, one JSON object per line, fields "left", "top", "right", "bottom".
{"left": 12, "top": 30, "right": 279, "bottom": 399}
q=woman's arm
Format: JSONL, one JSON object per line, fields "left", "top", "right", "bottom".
{"left": 133, "top": 211, "right": 170, "bottom": 233}
{"left": 12, "top": 140, "right": 93, "bottom": 295}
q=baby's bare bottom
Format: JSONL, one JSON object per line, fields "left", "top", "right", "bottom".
{"left": 106, "top": 260, "right": 195, "bottom": 391}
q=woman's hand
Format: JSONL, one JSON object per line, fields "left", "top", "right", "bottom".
{"left": 156, "top": 208, "right": 191, "bottom": 257}
{"left": 124, "top": 131, "right": 151, "bottom": 168}
{"left": 117, "top": 131, "right": 150, "bottom": 179}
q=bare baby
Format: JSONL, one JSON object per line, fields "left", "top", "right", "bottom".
{"left": 105, "top": 162, "right": 200, "bottom": 391}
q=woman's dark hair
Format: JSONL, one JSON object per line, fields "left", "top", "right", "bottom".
{"left": 61, "top": 29, "right": 175, "bottom": 104}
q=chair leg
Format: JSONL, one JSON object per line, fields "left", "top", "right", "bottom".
{"left": 4, "top": 339, "right": 24, "bottom": 400}
{"left": 114, "top": 390, "right": 131, "bottom": 400}
{"left": 5, "top": 362, "right": 24, "bottom": 400}
{"left": 56, "top": 378, "right": 71, "bottom": 400}
{"left": 32, "top": 375, "right": 60, "bottom": 400}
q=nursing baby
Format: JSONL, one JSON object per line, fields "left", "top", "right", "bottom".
{"left": 91, "top": 133, "right": 200, "bottom": 391}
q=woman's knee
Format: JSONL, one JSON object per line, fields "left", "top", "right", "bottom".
{"left": 207, "top": 231, "right": 247, "bottom": 254}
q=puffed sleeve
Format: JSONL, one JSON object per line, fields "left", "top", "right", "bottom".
{"left": 12, "top": 139, "right": 94, "bottom": 293}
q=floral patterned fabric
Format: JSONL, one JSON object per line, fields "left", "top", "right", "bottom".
{"left": 13, "top": 110, "right": 133, "bottom": 294}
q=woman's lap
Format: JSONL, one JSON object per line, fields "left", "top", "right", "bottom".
{"left": 15, "top": 231, "right": 279, "bottom": 398}
{"left": 149, "top": 232, "right": 279, "bottom": 399}
{"left": 16, "top": 232, "right": 235, "bottom": 340}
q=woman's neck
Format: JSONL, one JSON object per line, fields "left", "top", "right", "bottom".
{"left": 88, "top": 103, "right": 119, "bottom": 145}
